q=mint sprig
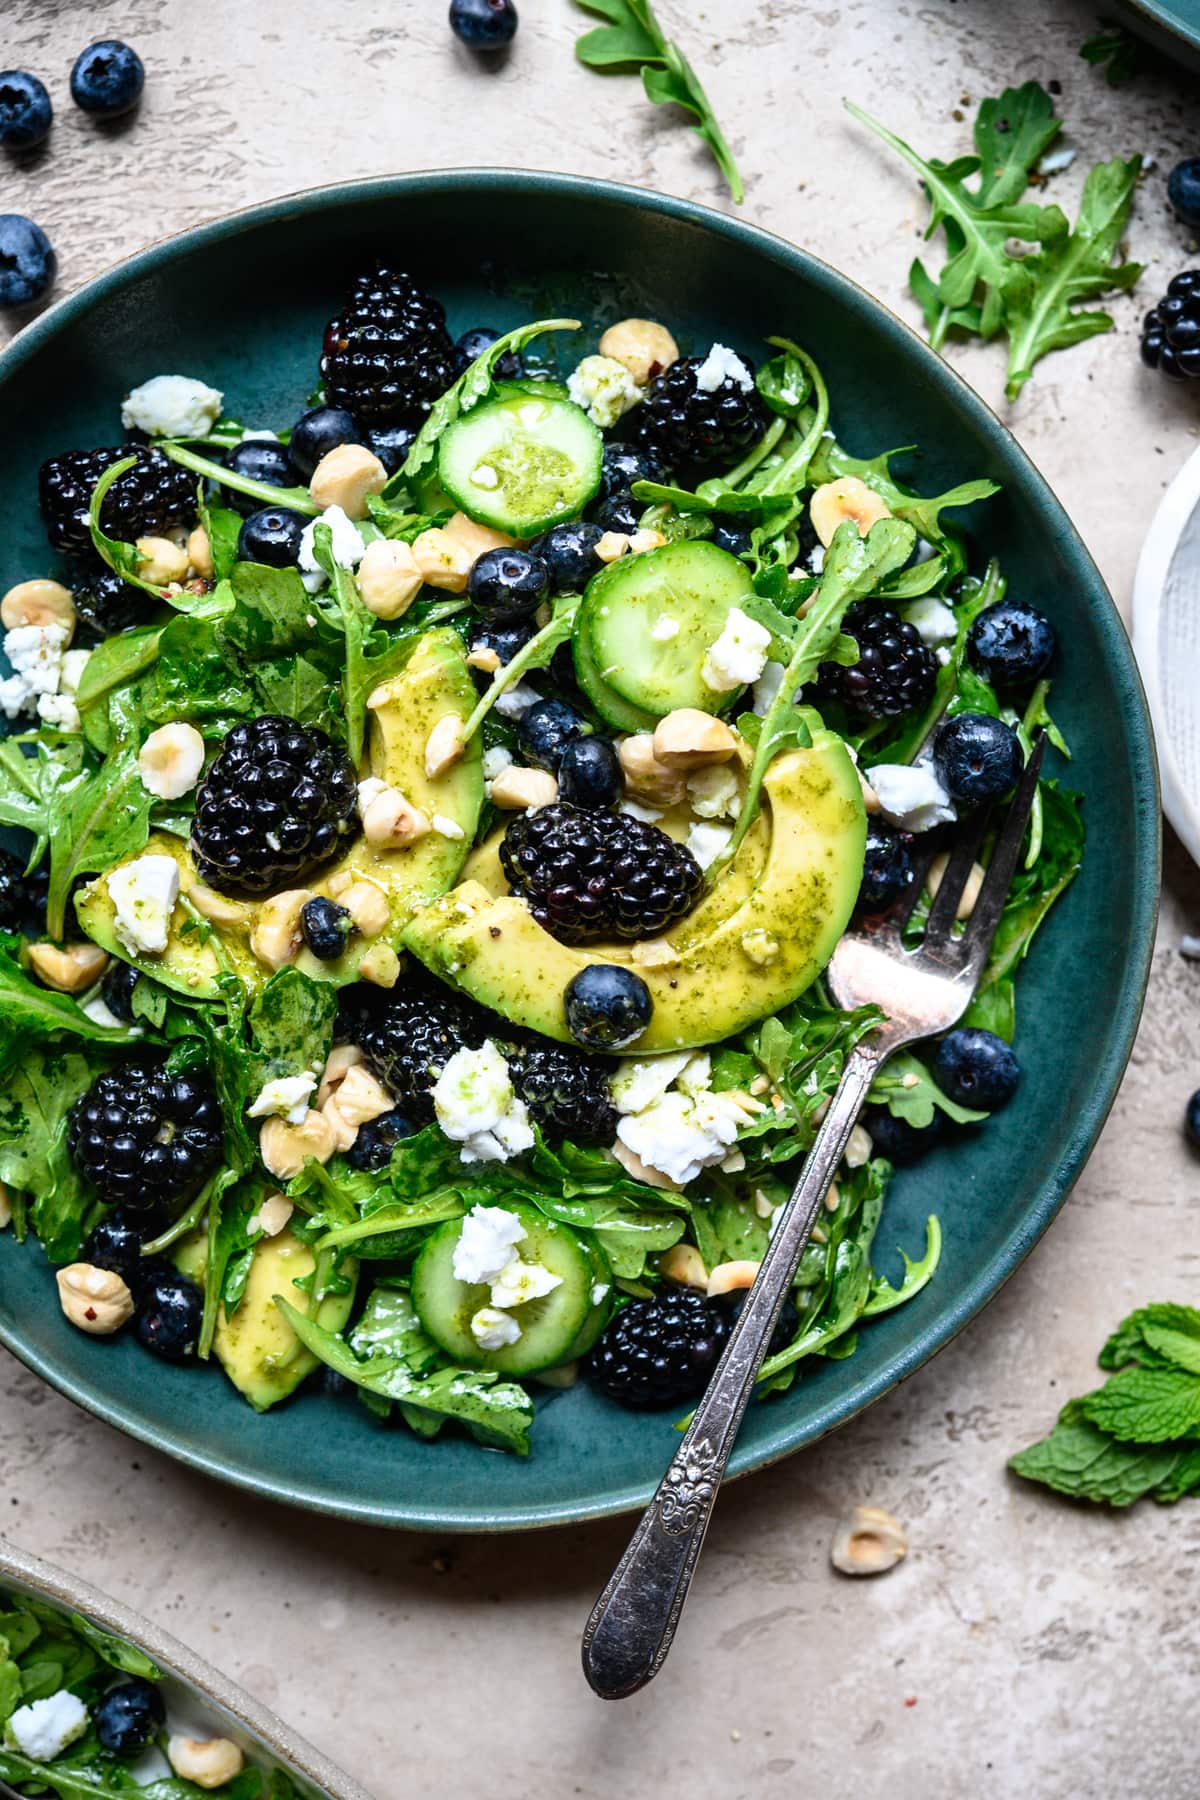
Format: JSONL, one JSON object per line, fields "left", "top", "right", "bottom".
{"left": 1011, "top": 1304, "right": 1200, "bottom": 1506}
{"left": 573, "top": 0, "right": 743, "bottom": 203}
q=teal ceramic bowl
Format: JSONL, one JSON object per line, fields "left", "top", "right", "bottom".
{"left": 0, "top": 172, "right": 1159, "bottom": 1532}
{"left": 1113, "top": 0, "right": 1200, "bottom": 69}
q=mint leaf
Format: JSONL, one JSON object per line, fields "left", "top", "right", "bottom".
{"left": 1100, "top": 1302, "right": 1200, "bottom": 1373}
{"left": 1003, "top": 154, "right": 1142, "bottom": 398}
{"left": 1080, "top": 1367, "right": 1200, "bottom": 1443}
{"left": 574, "top": 0, "right": 743, "bottom": 201}
{"left": 1009, "top": 1414, "right": 1189, "bottom": 1507}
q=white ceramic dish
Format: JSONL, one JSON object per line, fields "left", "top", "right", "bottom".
{"left": 1132, "top": 444, "right": 1200, "bottom": 866}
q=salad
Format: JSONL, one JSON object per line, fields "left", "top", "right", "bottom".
{"left": 0, "top": 1585, "right": 297, "bottom": 1799}
{"left": 0, "top": 267, "right": 1082, "bottom": 1457}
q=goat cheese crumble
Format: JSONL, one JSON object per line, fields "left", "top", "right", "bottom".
{"left": 298, "top": 505, "right": 366, "bottom": 592}
{"left": 247, "top": 1073, "right": 318, "bottom": 1124}
{"left": 452, "top": 1204, "right": 528, "bottom": 1284}
{"left": 567, "top": 354, "right": 643, "bottom": 428}
{"left": 702, "top": 607, "right": 772, "bottom": 692}
{"left": 105, "top": 854, "right": 181, "bottom": 956}
{"left": 695, "top": 343, "right": 753, "bottom": 393}
{"left": 470, "top": 1306, "right": 522, "bottom": 1350}
{"left": 432, "top": 1043, "right": 534, "bottom": 1165}
{"left": 120, "top": 373, "right": 224, "bottom": 440}
{"left": 870, "top": 761, "right": 957, "bottom": 832}
{"left": 7, "top": 1691, "right": 89, "bottom": 1762}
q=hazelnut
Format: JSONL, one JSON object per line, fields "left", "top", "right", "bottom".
{"left": 308, "top": 443, "right": 387, "bottom": 519}
{"left": 927, "top": 851, "right": 985, "bottom": 920}
{"left": 358, "top": 942, "right": 401, "bottom": 987}
{"left": 1, "top": 578, "right": 76, "bottom": 639}
{"left": 326, "top": 869, "right": 354, "bottom": 899}
{"left": 858, "top": 769, "right": 881, "bottom": 813}
{"left": 628, "top": 528, "right": 667, "bottom": 555}
{"left": 249, "top": 890, "right": 313, "bottom": 970}
{"left": 187, "top": 526, "right": 214, "bottom": 579}
{"left": 259, "top": 1109, "right": 337, "bottom": 1180}
{"left": 362, "top": 785, "right": 430, "bottom": 849}
{"left": 830, "top": 1504, "right": 908, "bottom": 1576}
{"left": 29, "top": 941, "right": 109, "bottom": 994}
{"left": 595, "top": 530, "right": 631, "bottom": 564}
{"left": 488, "top": 766, "right": 558, "bottom": 810}
{"left": 706, "top": 1259, "right": 761, "bottom": 1297}
{"left": 660, "top": 1243, "right": 707, "bottom": 1289}
{"left": 356, "top": 537, "right": 423, "bottom": 618}
{"left": 652, "top": 708, "right": 738, "bottom": 769}
{"left": 466, "top": 645, "right": 501, "bottom": 673}
{"left": 425, "top": 713, "right": 466, "bottom": 780}
{"left": 138, "top": 722, "right": 206, "bottom": 800}
{"left": 610, "top": 1139, "right": 683, "bottom": 1192}
{"left": 598, "top": 318, "right": 679, "bottom": 387}
{"left": 843, "top": 1124, "right": 873, "bottom": 1169}
{"left": 248, "top": 1193, "right": 293, "bottom": 1237}
{"left": 316, "top": 1043, "right": 363, "bottom": 1108}
{"left": 167, "top": 1737, "right": 246, "bottom": 1790}
{"left": 188, "top": 883, "right": 251, "bottom": 927}
{"left": 136, "top": 535, "right": 190, "bottom": 586}
{"left": 341, "top": 881, "right": 390, "bottom": 938}
{"left": 412, "top": 514, "right": 513, "bottom": 593}
{"left": 56, "top": 1263, "right": 134, "bottom": 1335}
{"left": 630, "top": 937, "right": 680, "bottom": 968}
{"left": 330, "top": 1063, "right": 394, "bottom": 1127}
{"left": 618, "top": 735, "right": 687, "bottom": 806}
{"left": 809, "top": 477, "right": 893, "bottom": 548}
{"left": 0, "top": 1185, "right": 10, "bottom": 1230}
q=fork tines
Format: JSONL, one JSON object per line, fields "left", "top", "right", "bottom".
{"left": 922, "top": 732, "right": 1047, "bottom": 969}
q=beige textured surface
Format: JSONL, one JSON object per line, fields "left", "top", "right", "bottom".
{"left": 2, "top": 3, "right": 1200, "bottom": 1797}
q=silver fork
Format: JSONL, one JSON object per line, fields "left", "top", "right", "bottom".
{"left": 582, "top": 735, "right": 1047, "bottom": 1699}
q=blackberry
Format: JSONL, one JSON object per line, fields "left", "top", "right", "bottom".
{"left": 71, "top": 561, "right": 153, "bottom": 637}
{"left": 333, "top": 981, "right": 387, "bottom": 1046}
{"left": 190, "top": 717, "right": 357, "bottom": 896}
{"left": 632, "top": 352, "right": 769, "bottom": 470}
{"left": 0, "top": 847, "right": 48, "bottom": 935}
{"left": 320, "top": 265, "right": 458, "bottom": 426}
{"left": 858, "top": 819, "right": 912, "bottom": 913}
{"left": 815, "top": 603, "right": 937, "bottom": 721}
{"left": 359, "top": 977, "right": 488, "bottom": 1120}
{"left": 508, "top": 1040, "right": 618, "bottom": 1144}
{"left": 81, "top": 1207, "right": 159, "bottom": 1293}
{"left": 39, "top": 446, "right": 196, "bottom": 555}
{"left": 68, "top": 1062, "right": 223, "bottom": 1210}
{"left": 599, "top": 441, "right": 664, "bottom": 500}
{"left": 588, "top": 1288, "right": 729, "bottom": 1407}
{"left": 1140, "top": 271, "right": 1200, "bottom": 380}
{"left": 345, "top": 1107, "right": 417, "bottom": 1170}
{"left": 134, "top": 1268, "right": 202, "bottom": 1360}
{"left": 501, "top": 803, "right": 702, "bottom": 942}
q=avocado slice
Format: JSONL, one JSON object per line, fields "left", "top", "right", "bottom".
{"left": 75, "top": 628, "right": 484, "bottom": 998}
{"left": 175, "top": 1227, "right": 358, "bottom": 1412}
{"left": 404, "top": 729, "right": 866, "bottom": 1052}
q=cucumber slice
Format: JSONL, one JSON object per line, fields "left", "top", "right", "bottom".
{"left": 411, "top": 1203, "right": 594, "bottom": 1376}
{"left": 438, "top": 394, "right": 603, "bottom": 537}
{"left": 573, "top": 622, "right": 658, "bottom": 733}
{"left": 561, "top": 1240, "right": 614, "bottom": 1363}
{"left": 579, "top": 541, "right": 756, "bottom": 718}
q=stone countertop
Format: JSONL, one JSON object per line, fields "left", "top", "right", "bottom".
{"left": 2, "top": 3, "right": 1199, "bottom": 1796}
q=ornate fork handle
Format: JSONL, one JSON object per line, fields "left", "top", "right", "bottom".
{"left": 581, "top": 1037, "right": 887, "bottom": 1699}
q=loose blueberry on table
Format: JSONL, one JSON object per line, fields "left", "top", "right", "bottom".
{"left": 0, "top": 263, "right": 1081, "bottom": 1451}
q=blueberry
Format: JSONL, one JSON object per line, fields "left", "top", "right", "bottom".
{"left": 592, "top": 492, "right": 641, "bottom": 536}
{"left": 81, "top": 1208, "right": 157, "bottom": 1293}
{"left": 564, "top": 964, "right": 652, "bottom": 1050}
{"left": 364, "top": 422, "right": 415, "bottom": 476}
{"left": 711, "top": 517, "right": 753, "bottom": 556}
{"left": 449, "top": 0, "right": 518, "bottom": 50}
{"left": 933, "top": 1027, "right": 1021, "bottom": 1111}
{"left": 468, "top": 617, "right": 536, "bottom": 671}
{"left": 0, "top": 213, "right": 55, "bottom": 308}
{"left": 967, "top": 600, "right": 1056, "bottom": 689}
{"left": 456, "top": 325, "right": 522, "bottom": 379}
{"left": 0, "top": 71, "right": 52, "bottom": 150}
{"left": 288, "top": 406, "right": 360, "bottom": 480}
{"left": 300, "top": 896, "right": 353, "bottom": 961}
{"left": 100, "top": 960, "right": 139, "bottom": 1022}
{"left": 858, "top": 818, "right": 912, "bottom": 912}
{"left": 517, "top": 697, "right": 586, "bottom": 772}
{"left": 1167, "top": 158, "right": 1200, "bottom": 231}
{"left": 70, "top": 40, "right": 144, "bottom": 118}
{"left": 933, "top": 712, "right": 1023, "bottom": 804}
{"left": 236, "top": 506, "right": 307, "bottom": 567}
{"left": 599, "top": 442, "right": 664, "bottom": 500}
{"left": 468, "top": 547, "right": 549, "bottom": 619}
{"left": 862, "top": 1102, "right": 942, "bottom": 1166}
{"left": 345, "top": 1107, "right": 417, "bottom": 1170}
{"left": 222, "top": 439, "right": 292, "bottom": 515}
{"left": 134, "top": 1269, "right": 202, "bottom": 1360}
{"left": 531, "top": 520, "right": 605, "bottom": 594}
{"left": 1185, "top": 1090, "right": 1200, "bottom": 1150}
{"left": 94, "top": 1679, "right": 165, "bottom": 1758}
{"left": 558, "top": 736, "right": 621, "bottom": 809}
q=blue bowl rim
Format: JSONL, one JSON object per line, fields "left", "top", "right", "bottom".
{"left": 0, "top": 167, "right": 1162, "bottom": 1532}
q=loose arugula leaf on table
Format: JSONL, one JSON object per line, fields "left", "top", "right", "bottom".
{"left": 1011, "top": 1302, "right": 1200, "bottom": 1506}
{"left": 1079, "top": 22, "right": 1150, "bottom": 85}
{"left": 573, "top": 0, "right": 743, "bottom": 202}
{"left": 393, "top": 318, "right": 582, "bottom": 493}
{"left": 847, "top": 98, "right": 1066, "bottom": 341}
{"left": 1002, "top": 154, "right": 1142, "bottom": 399}
{"left": 278, "top": 1297, "right": 534, "bottom": 1454}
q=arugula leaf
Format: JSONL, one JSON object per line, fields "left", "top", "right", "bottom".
{"left": 807, "top": 437, "right": 1000, "bottom": 545}
{"left": 863, "top": 1215, "right": 942, "bottom": 1316}
{"left": 869, "top": 1051, "right": 988, "bottom": 1127}
{"left": 247, "top": 968, "right": 336, "bottom": 1091}
{"left": 67, "top": 1613, "right": 160, "bottom": 1680}
{"left": 0, "top": 1049, "right": 101, "bottom": 1261}
{"left": 85, "top": 457, "right": 174, "bottom": 600}
{"left": 75, "top": 627, "right": 164, "bottom": 713}
{"left": 1079, "top": 23, "right": 1149, "bottom": 85}
{"left": 847, "top": 99, "right": 1066, "bottom": 340}
{"left": 395, "top": 318, "right": 582, "bottom": 491}
{"left": 45, "top": 733, "right": 152, "bottom": 941}
{"left": 310, "top": 523, "right": 377, "bottom": 764}
{"left": 0, "top": 736, "right": 84, "bottom": 864}
{"left": 1002, "top": 154, "right": 1142, "bottom": 399}
{"left": 277, "top": 1298, "right": 534, "bottom": 1454}
{"left": 162, "top": 441, "right": 317, "bottom": 516}
{"left": 573, "top": 0, "right": 743, "bottom": 201}
{"left": 462, "top": 596, "right": 581, "bottom": 742}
